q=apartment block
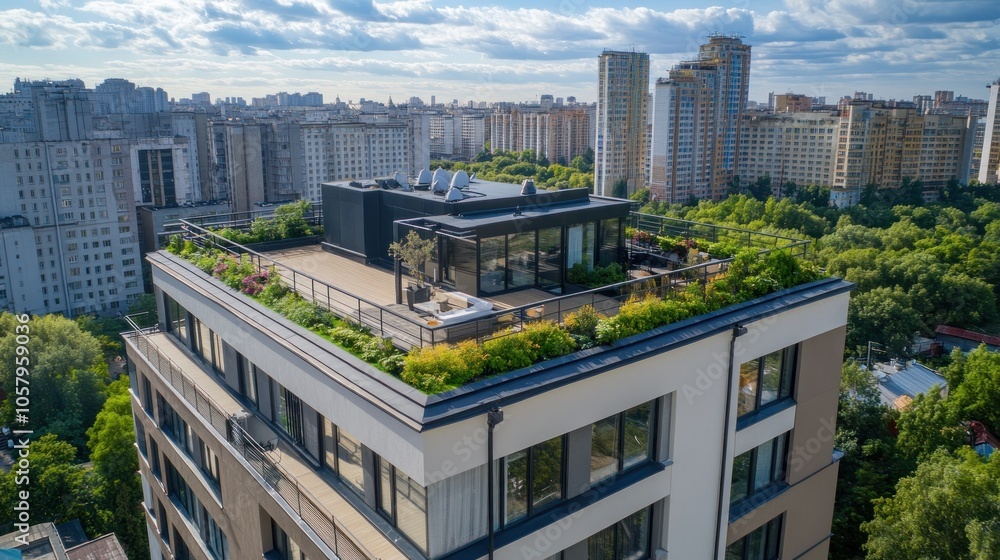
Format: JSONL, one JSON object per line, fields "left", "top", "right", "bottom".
{"left": 649, "top": 36, "right": 751, "bottom": 203}
{"left": 830, "top": 101, "right": 971, "bottom": 206}
{"left": 595, "top": 50, "right": 650, "bottom": 197}
{"left": 489, "top": 105, "right": 593, "bottom": 165}
{"left": 0, "top": 139, "right": 144, "bottom": 316}
{"left": 738, "top": 113, "right": 839, "bottom": 192}
{"left": 128, "top": 179, "right": 849, "bottom": 560}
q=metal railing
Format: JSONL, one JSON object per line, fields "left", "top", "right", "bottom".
{"left": 157, "top": 212, "right": 810, "bottom": 351}
{"left": 630, "top": 212, "right": 811, "bottom": 259}
{"left": 123, "top": 318, "right": 378, "bottom": 560}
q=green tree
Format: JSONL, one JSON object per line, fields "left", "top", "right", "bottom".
{"left": 862, "top": 449, "right": 1000, "bottom": 560}
{"left": 894, "top": 388, "right": 963, "bottom": 464}
{"left": 845, "top": 287, "right": 924, "bottom": 357}
{"left": 832, "top": 362, "right": 909, "bottom": 558}
{"left": 273, "top": 199, "right": 313, "bottom": 238}
{"left": 88, "top": 377, "right": 148, "bottom": 559}
{"left": 0, "top": 434, "right": 103, "bottom": 535}
{"left": 948, "top": 345, "right": 1000, "bottom": 433}
{"left": 0, "top": 313, "right": 107, "bottom": 454}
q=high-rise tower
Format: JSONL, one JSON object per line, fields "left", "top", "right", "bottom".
{"left": 595, "top": 50, "right": 650, "bottom": 198}
{"left": 649, "top": 36, "right": 751, "bottom": 202}
{"left": 978, "top": 79, "right": 1000, "bottom": 184}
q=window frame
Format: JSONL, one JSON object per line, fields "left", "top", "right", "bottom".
{"left": 590, "top": 399, "right": 658, "bottom": 485}
{"left": 375, "top": 456, "right": 429, "bottom": 555}
{"left": 737, "top": 346, "right": 797, "bottom": 420}
{"left": 725, "top": 514, "right": 783, "bottom": 560}
{"left": 499, "top": 434, "right": 567, "bottom": 527}
{"left": 730, "top": 432, "right": 789, "bottom": 511}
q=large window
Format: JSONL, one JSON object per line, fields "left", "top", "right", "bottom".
{"left": 376, "top": 457, "right": 428, "bottom": 554}
{"left": 738, "top": 346, "right": 797, "bottom": 418}
{"left": 274, "top": 382, "right": 303, "bottom": 444}
{"left": 599, "top": 218, "right": 622, "bottom": 267}
{"left": 730, "top": 433, "right": 789, "bottom": 509}
{"left": 236, "top": 354, "right": 258, "bottom": 406}
{"left": 502, "top": 435, "right": 564, "bottom": 525}
{"left": 165, "top": 460, "right": 197, "bottom": 520}
{"left": 591, "top": 400, "right": 656, "bottom": 484}
{"left": 193, "top": 319, "right": 225, "bottom": 373}
{"left": 567, "top": 222, "right": 595, "bottom": 270}
{"left": 480, "top": 236, "right": 506, "bottom": 294}
{"left": 158, "top": 394, "right": 193, "bottom": 457}
{"left": 321, "top": 417, "right": 366, "bottom": 497}
{"left": 587, "top": 507, "right": 652, "bottom": 560}
{"left": 134, "top": 414, "right": 147, "bottom": 457}
{"left": 201, "top": 507, "right": 229, "bottom": 560}
{"left": 272, "top": 521, "right": 309, "bottom": 560}
{"left": 200, "top": 441, "right": 221, "bottom": 490}
{"left": 165, "top": 294, "right": 188, "bottom": 344}
{"left": 726, "top": 515, "right": 782, "bottom": 560}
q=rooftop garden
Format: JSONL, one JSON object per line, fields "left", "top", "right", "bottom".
{"left": 164, "top": 229, "right": 820, "bottom": 394}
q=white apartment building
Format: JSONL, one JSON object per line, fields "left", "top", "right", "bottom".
{"left": 0, "top": 139, "right": 144, "bottom": 316}
{"left": 738, "top": 113, "right": 839, "bottom": 193}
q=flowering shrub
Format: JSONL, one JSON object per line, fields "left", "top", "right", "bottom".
{"left": 241, "top": 270, "right": 270, "bottom": 296}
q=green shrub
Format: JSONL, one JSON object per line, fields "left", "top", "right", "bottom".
{"left": 595, "top": 296, "right": 691, "bottom": 345}
{"left": 258, "top": 278, "right": 291, "bottom": 306}
{"left": 402, "top": 342, "right": 485, "bottom": 393}
{"left": 277, "top": 295, "right": 332, "bottom": 329}
{"left": 521, "top": 321, "right": 576, "bottom": 360}
{"left": 329, "top": 325, "right": 405, "bottom": 375}
{"left": 567, "top": 262, "right": 627, "bottom": 288}
{"left": 483, "top": 330, "right": 537, "bottom": 374}
{"left": 564, "top": 305, "right": 602, "bottom": 340}
{"left": 706, "top": 240, "right": 740, "bottom": 259}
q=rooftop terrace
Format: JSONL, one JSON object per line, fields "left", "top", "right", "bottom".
{"left": 159, "top": 207, "right": 816, "bottom": 393}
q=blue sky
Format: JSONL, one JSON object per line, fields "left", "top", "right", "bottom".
{"left": 1, "top": 0, "right": 999, "bottom": 104}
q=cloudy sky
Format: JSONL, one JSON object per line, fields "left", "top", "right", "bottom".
{"left": 1, "top": 0, "right": 999, "bottom": 105}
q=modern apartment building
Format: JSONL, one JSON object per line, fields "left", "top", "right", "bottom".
{"left": 595, "top": 50, "right": 650, "bottom": 197}
{"left": 830, "top": 101, "right": 972, "bottom": 206}
{"left": 127, "top": 180, "right": 849, "bottom": 560}
{"left": 429, "top": 113, "right": 485, "bottom": 160}
{"left": 978, "top": 79, "right": 1000, "bottom": 184}
{"left": 772, "top": 94, "right": 812, "bottom": 114}
{"left": 489, "top": 105, "right": 593, "bottom": 165}
{"left": 648, "top": 37, "right": 751, "bottom": 203}
{"left": 738, "top": 113, "right": 839, "bottom": 192}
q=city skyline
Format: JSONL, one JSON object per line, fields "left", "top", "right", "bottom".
{"left": 1, "top": 0, "right": 999, "bottom": 105}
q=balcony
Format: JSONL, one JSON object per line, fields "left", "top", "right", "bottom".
{"left": 124, "top": 325, "right": 399, "bottom": 560}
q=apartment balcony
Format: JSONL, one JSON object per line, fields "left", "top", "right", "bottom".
{"left": 124, "top": 326, "right": 405, "bottom": 560}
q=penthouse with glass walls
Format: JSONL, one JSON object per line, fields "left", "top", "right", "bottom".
{"left": 125, "top": 173, "right": 850, "bottom": 560}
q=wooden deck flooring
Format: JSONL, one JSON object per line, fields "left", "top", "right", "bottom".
{"left": 267, "top": 443, "right": 408, "bottom": 560}
{"left": 264, "top": 245, "right": 399, "bottom": 307}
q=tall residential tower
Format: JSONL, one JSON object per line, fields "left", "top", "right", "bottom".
{"left": 594, "top": 50, "right": 650, "bottom": 198}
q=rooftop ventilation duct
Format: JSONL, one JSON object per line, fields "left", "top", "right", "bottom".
{"left": 416, "top": 168, "right": 432, "bottom": 187}
{"left": 432, "top": 167, "right": 451, "bottom": 188}
{"left": 450, "top": 170, "right": 470, "bottom": 189}
{"left": 520, "top": 178, "right": 536, "bottom": 195}
{"left": 432, "top": 177, "right": 449, "bottom": 194}
{"left": 394, "top": 170, "right": 411, "bottom": 191}
{"left": 445, "top": 186, "right": 465, "bottom": 201}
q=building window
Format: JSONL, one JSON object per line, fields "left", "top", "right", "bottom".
{"left": 591, "top": 400, "right": 656, "bottom": 484}
{"left": 236, "top": 354, "right": 259, "bottom": 406}
{"left": 730, "top": 432, "right": 789, "bottom": 509}
{"left": 165, "top": 294, "right": 189, "bottom": 344}
{"left": 322, "top": 418, "right": 365, "bottom": 497}
{"left": 501, "top": 435, "right": 564, "bottom": 525}
{"left": 587, "top": 506, "right": 652, "bottom": 560}
{"left": 726, "top": 514, "right": 782, "bottom": 560}
{"left": 200, "top": 506, "right": 229, "bottom": 560}
{"left": 271, "top": 521, "right": 309, "bottom": 560}
{"left": 134, "top": 414, "right": 147, "bottom": 457}
{"left": 165, "top": 460, "right": 197, "bottom": 520}
{"left": 274, "top": 382, "right": 304, "bottom": 444}
{"left": 738, "top": 346, "right": 797, "bottom": 418}
{"left": 149, "top": 438, "right": 162, "bottom": 480}
{"left": 158, "top": 394, "right": 193, "bottom": 457}
{"left": 200, "top": 441, "right": 222, "bottom": 490}
{"left": 376, "top": 457, "right": 429, "bottom": 554}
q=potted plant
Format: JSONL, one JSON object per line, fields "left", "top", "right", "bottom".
{"left": 389, "top": 230, "right": 436, "bottom": 309}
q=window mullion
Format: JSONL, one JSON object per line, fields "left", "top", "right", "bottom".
{"left": 617, "top": 411, "right": 626, "bottom": 473}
